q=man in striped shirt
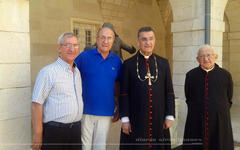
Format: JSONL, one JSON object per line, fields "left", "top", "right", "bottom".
{"left": 31, "top": 32, "right": 83, "bottom": 150}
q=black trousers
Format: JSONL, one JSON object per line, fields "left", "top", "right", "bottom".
{"left": 41, "top": 121, "right": 82, "bottom": 150}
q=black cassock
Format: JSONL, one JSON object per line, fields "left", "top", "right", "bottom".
{"left": 183, "top": 64, "right": 234, "bottom": 150}
{"left": 119, "top": 52, "right": 175, "bottom": 150}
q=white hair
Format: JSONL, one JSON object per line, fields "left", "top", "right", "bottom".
{"left": 197, "top": 44, "right": 214, "bottom": 56}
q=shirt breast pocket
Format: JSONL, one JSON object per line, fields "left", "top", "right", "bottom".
{"left": 52, "top": 80, "right": 74, "bottom": 101}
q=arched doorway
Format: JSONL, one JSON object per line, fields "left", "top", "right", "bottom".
{"left": 223, "top": 0, "right": 240, "bottom": 106}
{"left": 223, "top": 0, "right": 240, "bottom": 143}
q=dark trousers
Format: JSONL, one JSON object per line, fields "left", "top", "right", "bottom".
{"left": 41, "top": 121, "right": 82, "bottom": 150}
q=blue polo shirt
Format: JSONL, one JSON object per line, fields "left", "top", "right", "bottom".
{"left": 75, "top": 48, "right": 122, "bottom": 116}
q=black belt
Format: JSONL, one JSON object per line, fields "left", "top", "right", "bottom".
{"left": 44, "top": 121, "right": 81, "bottom": 128}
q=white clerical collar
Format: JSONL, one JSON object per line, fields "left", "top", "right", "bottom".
{"left": 201, "top": 66, "right": 214, "bottom": 72}
{"left": 139, "top": 50, "right": 152, "bottom": 59}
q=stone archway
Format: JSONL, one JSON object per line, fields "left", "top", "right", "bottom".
{"left": 97, "top": 0, "right": 173, "bottom": 64}
{"left": 223, "top": 0, "right": 240, "bottom": 143}
{"left": 224, "top": 0, "right": 240, "bottom": 106}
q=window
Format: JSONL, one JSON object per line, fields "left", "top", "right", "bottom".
{"left": 73, "top": 28, "right": 79, "bottom": 36}
{"left": 85, "top": 30, "right": 92, "bottom": 46}
{"left": 71, "top": 18, "right": 101, "bottom": 52}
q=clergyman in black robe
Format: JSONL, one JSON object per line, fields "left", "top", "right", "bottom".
{"left": 183, "top": 45, "right": 234, "bottom": 150}
{"left": 119, "top": 27, "right": 175, "bottom": 150}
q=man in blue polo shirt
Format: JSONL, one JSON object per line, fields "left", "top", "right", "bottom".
{"left": 75, "top": 26, "right": 122, "bottom": 150}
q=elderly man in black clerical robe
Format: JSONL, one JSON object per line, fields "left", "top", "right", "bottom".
{"left": 183, "top": 45, "right": 234, "bottom": 150}
{"left": 119, "top": 27, "right": 175, "bottom": 150}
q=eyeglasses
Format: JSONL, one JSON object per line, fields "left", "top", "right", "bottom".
{"left": 98, "top": 36, "right": 114, "bottom": 42}
{"left": 140, "top": 37, "right": 155, "bottom": 42}
{"left": 62, "top": 43, "right": 79, "bottom": 49}
{"left": 198, "top": 54, "right": 215, "bottom": 59}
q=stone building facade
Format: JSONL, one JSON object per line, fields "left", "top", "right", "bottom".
{"left": 0, "top": 0, "right": 239, "bottom": 149}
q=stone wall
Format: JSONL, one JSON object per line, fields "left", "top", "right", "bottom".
{"left": 0, "top": 0, "right": 31, "bottom": 150}
{"left": 30, "top": 0, "right": 103, "bottom": 85}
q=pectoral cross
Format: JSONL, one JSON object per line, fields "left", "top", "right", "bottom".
{"left": 145, "top": 70, "right": 154, "bottom": 85}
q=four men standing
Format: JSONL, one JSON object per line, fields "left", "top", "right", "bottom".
{"left": 31, "top": 26, "right": 234, "bottom": 150}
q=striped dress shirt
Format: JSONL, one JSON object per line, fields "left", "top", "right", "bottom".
{"left": 32, "top": 57, "right": 83, "bottom": 123}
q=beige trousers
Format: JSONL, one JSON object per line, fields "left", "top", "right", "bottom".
{"left": 81, "top": 114, "right": 111, "bottom": 150}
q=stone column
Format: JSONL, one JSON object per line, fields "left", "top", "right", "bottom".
{"left": 169, "top": 0, "right": 206, "bottom": 145}
{"left": 0, "top": 0, "right": 31, "bottom": 150}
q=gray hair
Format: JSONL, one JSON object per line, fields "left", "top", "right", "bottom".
{"left": 97, "top": 26, "right": 115, "bottom": 38}
{"left": 58, "top": 32, "right": 79, "bottom": 45}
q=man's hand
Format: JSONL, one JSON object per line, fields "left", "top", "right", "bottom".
{"left": 31, "top": 132, "right": 42, "bottom": 150}
{"left": 113, "top": 82, "right": 120, "bottom": 123}
{"left": 112, "top": 109, "right": 119, "bottom": 122}
{"left": 163, "top": 119, "right": 173, "bottom": 129}
{"left": 121, "top": 122, "right": 131, "bottom": 135}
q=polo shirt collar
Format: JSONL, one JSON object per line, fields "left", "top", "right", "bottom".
{"left": 92, "top": 48, "right": 99, "bottom": 55}
{"left": 93, "top": 48, "right": 114, "bottom": 59}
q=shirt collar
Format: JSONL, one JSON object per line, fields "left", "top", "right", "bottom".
{"left": 139, "top": 50, "right": 152, "bottom": 59}
{"left": 93, "top": 48, "right": 114, "bottom": 58}
{"left": 201, "top": 65, "right": 215, "bottom": 72}
{"left": 57, "top": 57, "right": 76, "bottom": 70}
{"left": 92, "top": 48, "right": 99, "bottom": 55}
